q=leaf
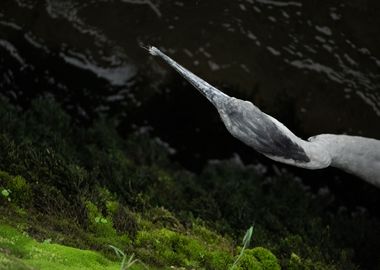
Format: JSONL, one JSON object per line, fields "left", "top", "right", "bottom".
{"left": 109, "top": 244, "right": 125, "bottom": 258}
{"left": 230, "top": 226, "right": 254, "bottom": 270}
{"left": 1, "top": 189, "right": 10, "bottom": 197}
{"left": 242, "top": 226, "right": 253, "bottom": 247}
{"left": 100, "top": 217, "right": 108, "bottom": 224}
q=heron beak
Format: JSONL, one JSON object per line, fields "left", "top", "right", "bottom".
{"left": 148, "top": 46, "right": 230, "bottom": 107}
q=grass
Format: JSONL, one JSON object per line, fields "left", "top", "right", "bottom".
{"left": 0, "top": 212, "right": 280, "bottom": 270}
{"left": 109, "top": 245, "right": 148, "bottom": 270}
{"left": 0, "top": 224, "right": 122, "bottom": 270}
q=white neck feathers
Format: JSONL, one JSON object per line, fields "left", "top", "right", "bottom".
{"left": 308, "top": 134, "right": 380, "bottom": 187}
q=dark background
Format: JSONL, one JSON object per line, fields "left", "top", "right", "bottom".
{"left": 1, "top": 0, "right": 380, "bottom": 210}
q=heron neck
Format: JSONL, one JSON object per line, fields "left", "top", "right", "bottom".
{"left": 149, "top": 46, "right": 230, "bottom": 106}
{"left": 308, "top": 134, "right": 380, "bottom": 187}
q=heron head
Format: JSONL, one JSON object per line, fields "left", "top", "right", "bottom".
{"left": 217, "top": 97, "right": 310, "bottom": 163}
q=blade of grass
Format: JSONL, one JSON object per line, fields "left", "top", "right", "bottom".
{"left": 230, "top": 226, "right": 254, "bottom": 270}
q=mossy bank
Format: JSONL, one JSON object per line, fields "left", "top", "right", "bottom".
{"left": 0, "top": 97, "right": 379, "bottom": 269}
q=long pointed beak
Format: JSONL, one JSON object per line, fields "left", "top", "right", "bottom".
{"left": 148, "top": 46, "right": 230, "bottom": 107}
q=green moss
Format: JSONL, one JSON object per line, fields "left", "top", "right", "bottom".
{"left": 135, "top": 228, "right": 206, "bottom": 267}
{"left": 204, "top": 250, "right": 232, "bottom": 270}
{"left": 250, "top": 247, "right": 281, "bottom": 270}
{"left": 0, "top": 171, "right": 31, "bottom": 206}
{"left": 233, "top": 247, "right": 280, "bottom": 270}
{"left": 133, "top": 226, "right": 237, "bottom": 269}
{"left": 146, "top": 207, "right": 183, "bottom": 230}
{"left": 85, "top": 201, "right": 116, "bottom": 237}
{"left": 192, "top": 222, "right": 232, "bottom": 250}
{"left": 83, "top": 200, "right": 132, "bottom": 251}
{"left": 0, "top": 224, "right": 123, "bottom": 270}
{"left": 106, "top": 200, "right": 119, "bottom": 215}
{"left": 0, "top": 252, "right": 34, "bottom": 270}
{"left": 0, "top": 224, "right": 31, "bottom": 258}
{"left": 96, "top": 187, "right": 119, "bottom": 214}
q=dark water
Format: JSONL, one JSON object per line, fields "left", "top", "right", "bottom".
{"left": 1, "top": 0, "right": 380, "bottom": 193}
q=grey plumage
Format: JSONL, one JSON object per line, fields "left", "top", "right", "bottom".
{"left": 217, "top": 97, "right": 310, "bottom": 162}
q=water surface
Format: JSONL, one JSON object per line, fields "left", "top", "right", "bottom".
{"left": 1, "top": 0, "right": 379, "bottom": 179}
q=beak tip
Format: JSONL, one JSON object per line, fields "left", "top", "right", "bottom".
{"left": 149, "top": 46, "right": 160, "bottom": 56}
{"left": 140, "top": 43, "right": 159, "bottom": 56}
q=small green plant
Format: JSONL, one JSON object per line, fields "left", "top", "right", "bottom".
{"left": 109, "top": 245, "right": 147, "bottom": 270}
{"left": 1, "top": 188, "right": 11, "bottom": 201}
{"left": 95, "top": 216, "right": 108, "bottom": 224}
{"left": 230, "top": 226, "right": 254, "bottom": 270}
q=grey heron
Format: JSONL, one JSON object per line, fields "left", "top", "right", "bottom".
{"left": 147, "top": 46, "right": 380, "bottom": 188}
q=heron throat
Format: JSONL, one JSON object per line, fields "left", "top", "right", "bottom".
{"left": 148, "top": 46, "right": 230, "bottom": 107}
